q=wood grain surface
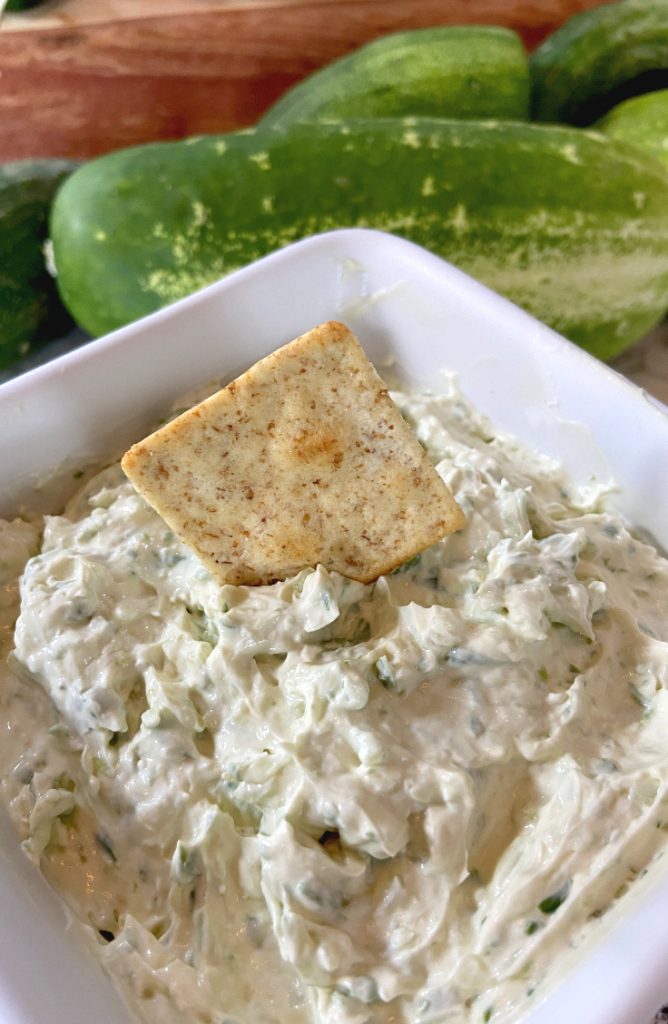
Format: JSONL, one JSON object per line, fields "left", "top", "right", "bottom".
{"left": 0, "top": 0, "right": 608, "bottom": 160}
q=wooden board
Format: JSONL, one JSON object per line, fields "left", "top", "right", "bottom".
{"left": 0, "top": 0, "right": 607, "bottom": 160}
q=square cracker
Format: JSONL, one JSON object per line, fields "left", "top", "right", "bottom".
{"left": 121, "top": 321, "right": 465, "bottom": 585}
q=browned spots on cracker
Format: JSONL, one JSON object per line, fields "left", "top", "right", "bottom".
{"left": 292, "top": 428, "right": 343, "bottom": 466}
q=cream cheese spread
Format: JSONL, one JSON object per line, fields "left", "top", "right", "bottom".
{"left": 2, "top": 382, "right": 668, "bottom": 1024}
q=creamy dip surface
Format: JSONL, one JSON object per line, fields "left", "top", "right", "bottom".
{"left": 2, "top": 382, "right": 668, "bottom": 1024}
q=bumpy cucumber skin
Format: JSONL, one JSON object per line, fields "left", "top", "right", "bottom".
{"left": 0, "top": 159, "right": 78, "bottom": 369}
{"left": 531, "top": 0, "right": 668, "bottom": 126}
{"left": 51, "top": 119, "right": 668, "bottom": 359}
{"left": 259, "top": 26, "right": 530, "bottom": 128}
{"left": 599, "top": 89, "right": 668, "bottom": 169}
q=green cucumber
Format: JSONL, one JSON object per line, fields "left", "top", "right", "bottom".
{"left": 50, "top": 119, "right": 668, "bottom": 360}
{"left": 259, "top": 26, "right": 530, "bottom": 128}
{"left": 3, "top": 0, "right": 46, "bottom": 9}
{"left": 531, "top": 0, "right": 668, "bottom": 126}
{"left": 0, "top": 159, "right": 78, "bottom": 370}
{"left": 598, "top": 89, "right": 668, "bottom": 170}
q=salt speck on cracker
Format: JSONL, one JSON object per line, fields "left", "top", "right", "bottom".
{"left": 121, "top": 321, "right": 465, "bottom": 585}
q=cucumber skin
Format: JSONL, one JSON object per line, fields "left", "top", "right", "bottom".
{"left": 0, "top": 159, "right": 78, "bottom": 370}
{"left": 259, "top": 26, "right": 530, "bottom": 128}
{"left": 598, "top": 89, "right": 668, "bottom": 170}
{"left": 531, "top": 0, "right": 668, "bottom": 126}
{"left": 4, "top": 0, "right": 45, "bottom": 9}
{"left": 50, "top": 119, "right": 668, "bottom": 360}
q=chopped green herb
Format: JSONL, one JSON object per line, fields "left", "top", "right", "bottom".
{"left": 539, "top": 879, "right": 571, "bottom": 915}
{"left": 448, "top": 647, "right": 499, "bottom": 667}
{"left": 469, "top": 714, "right": 485, "bottom": 737}
{"left": 373, "top": 656, "right": 396, "bottom": 690}
{"left": 596, "top": 758, "right": 618, "bottom": 774}
{"left": 391, "top": 553, "right": 422, "bottom": 574}
{"left": 95, "top": 832, "right": 117, "bottom": 863}
{"left": 174, "top": 841, "right": 201, "bottom": 882}
{"left": 629, "top": 683, "right": 652, "bottom": 711}
{"left": 64, "top": 601, "right": 93, "bottom": 624}
{"left": 154, "top": 549, "right": 186, "bottom": 569}
{"left": 525, "top": 920, "right": 539, "bottom": 935}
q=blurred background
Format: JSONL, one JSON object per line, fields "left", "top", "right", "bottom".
{"left": 0, "top": 0, "right": 611, "bottom": 161}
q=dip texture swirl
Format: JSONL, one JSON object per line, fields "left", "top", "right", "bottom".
{"left": 1, "top": 383, "right": 668, "bottom": 1024}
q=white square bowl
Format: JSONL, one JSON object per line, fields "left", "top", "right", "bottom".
{"left": 1, "top": 227, "right": 668, "bottom": 1024}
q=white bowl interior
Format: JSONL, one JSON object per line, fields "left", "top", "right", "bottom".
{"left": 1, "top": 228, "right": 667, "bottom": 1024}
